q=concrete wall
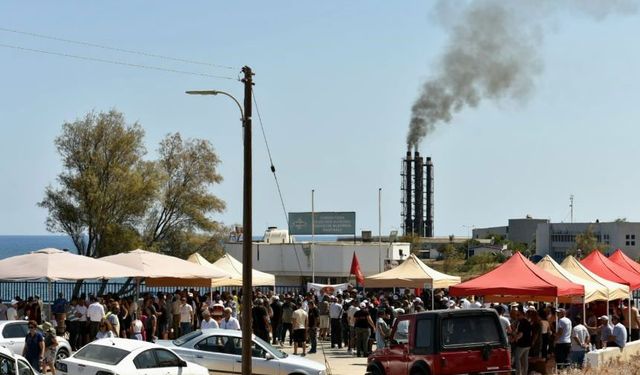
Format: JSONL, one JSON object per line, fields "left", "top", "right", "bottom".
{"left": 508, "top": 218, "right": 549, "bottom": 245}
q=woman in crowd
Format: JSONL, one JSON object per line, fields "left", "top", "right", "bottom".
{"left": 23, "top": 320, "right": 44, "bottom": 371}
{"left": 96, "top": 319, "right": 115, "bottom": 339}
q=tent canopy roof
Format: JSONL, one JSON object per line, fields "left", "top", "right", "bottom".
{"left": 0, "top": 248, "right": 143, "bottom": 281}
{"left": 560, "top": 255, "right": 629, "bottom": 300}
{"left": 609, "top": 249, "right": 640, "bottom": 276}
{"left": 100, "top": 249, "right": 229, "bottom": 280}
{"left": 537, "top": 255, "right": 607, "bottom": 302}
{"left": 364, "top": 254, "right": 460, "bottom": 289}
{"left": 188, "top": 252, "right": 275, "bottom": 287}
{"left": 449, "top": 252, "right": 584, "bottom": 298}
{"left": 580, "top": 251, "right": 640, "bottom": 290}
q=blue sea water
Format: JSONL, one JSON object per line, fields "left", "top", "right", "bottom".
{"left": 0, "top": 235, "right": 77, "bottom": 259}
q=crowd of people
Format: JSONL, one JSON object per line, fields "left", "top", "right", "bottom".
{"left": 1, "top": 286, "right": 639, "bottom": 374}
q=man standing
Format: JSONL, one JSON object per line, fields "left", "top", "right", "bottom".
{"left": 318, "top": 295, "right": 330, "bottom": 341}
{"left": 622, "top": 299, "right": 640, "bottom": 341}
{"left": 347, "top": 299, "right": 360, "bottom": 354}
{"left": 220, "top": 307, "right": 241, "bottom": 330}
{"left": 6, "top": 300, "right": 18, "bottom": 320}
{"left": 375, "top": 308, "right": 392, "bottom": 350}
{"left": 171, "top": 293, "right": 182, "bottom": 338}
{"left": 514, "top": 309, "right": 532, "bottom": 375}
{"left": 157, "top": 294, "right": 171, "bottom": 340}
{"left": 270, "top": 295, "right": 283, "bottom": 345}
{"left": 570, "top": 317, "right": 590, "bottom": 367}
{"left": 555, "top": 308, "right": 572, "bottom": 367}
{"left": 329, "top": 296, "right": 344, "bottom": 349}
{"left": 252, "top": 298, "right": 271, "bottom": 342}
{"left": 599, "top": 315, "right": 614, "bottom": 348}
{"left": 86, "top": 296, "right": 105, "bottom": 342}
{"left": 179, "top": 296, "right": 194, "bottom": 335}
{"left": 307, "top": 300, "right": 319, "bottom": 354}
{"left": 291, "top": 302, "right": 308, "bottom": 356}
{"left": 609, "top": 315, "right": 628, "bottom": 348}
{"left": 281, "top": 296, "right": 294, "bottom": 346}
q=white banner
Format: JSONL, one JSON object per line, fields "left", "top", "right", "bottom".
{"left": 306, "top": 282, "right": 351, "bottom": 297}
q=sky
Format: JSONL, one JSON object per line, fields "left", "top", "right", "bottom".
{"left": 1, "top": 1, "right": 640, "bottom": 238}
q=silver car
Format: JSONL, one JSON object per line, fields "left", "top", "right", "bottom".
{"left": 157, "top": 329, "right": 326, "bottom": 375}
{"left": 0, "top": 345, "right": 39, "bottom": 375}
{"left": 0, "top": 320, "right": 71, "bottom": 364}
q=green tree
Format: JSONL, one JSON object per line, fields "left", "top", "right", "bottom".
{"left": 143, "top": 133, "right": 226, "bottom": 252}
{"left": 568, "top": 225, "right": 609, "bottom": 258}
{"left": 39, "top": 110, "right": 157, "bottom": 257}
{"left": 440, "top": 243, "right": 463, "bottom": 273}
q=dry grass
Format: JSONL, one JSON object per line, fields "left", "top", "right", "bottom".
{"left": 558, "top": 357, "right": 640, "bottom": 375}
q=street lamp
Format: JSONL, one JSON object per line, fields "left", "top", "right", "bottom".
{"left": 186, "top": 66, "right": 253, "bottom": 375}
{"left": 462, "top": 224, "right": 476, "bottom": 259}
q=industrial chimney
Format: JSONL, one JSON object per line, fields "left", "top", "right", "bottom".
{"left": 402, "top": 151, "right": 434, "bottom": 237}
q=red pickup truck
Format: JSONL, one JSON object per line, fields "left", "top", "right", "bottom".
{"left": 366, "top": 308, "right": 512, "bottom": 375}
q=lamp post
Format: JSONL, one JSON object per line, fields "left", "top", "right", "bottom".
{"left": 378, "top": 188, "right": 382, "bottom": 273}
{"left": 462, "top": 224, "right": 475, "bottom": 259}
{"left": 185, "top": 66, "right": 253, "bottom": 375}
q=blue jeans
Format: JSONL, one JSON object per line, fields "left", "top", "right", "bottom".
{"left": 180, "top": 322, "right": 192, "bottom": 336}
{"left": 570, "top": 349, "right": 585, "bottom": 367}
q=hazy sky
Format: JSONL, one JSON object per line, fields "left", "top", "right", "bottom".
{"left": 1, "top": 1, "right": 639, "bottom": 238}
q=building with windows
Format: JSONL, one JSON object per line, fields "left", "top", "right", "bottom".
{"left": 474, "top": 217, "right": 640, "bottom": 260}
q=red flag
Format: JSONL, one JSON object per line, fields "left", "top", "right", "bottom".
{"left": 350, "top": 251, "right": 365, "bottom": 285}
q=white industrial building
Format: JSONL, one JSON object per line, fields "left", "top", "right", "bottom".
{"left": 223, "top": 229, "right": 411, "bottom": 286}
{"left": 473, "top": 217, "right": 640, "bottom": 260}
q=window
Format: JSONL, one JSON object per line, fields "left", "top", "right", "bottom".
{"left": 0, "top": 354, "right": 16, "bottom": 375}
{"left": 441, "top": 315, "right": 501, "bottom": 347}
{"left": 134, "top": 350, "right": 156, "bottom": 369}
{"left": 172, "top": 330, "right": 203, "bottom": 346}
{"left": 393, "top": 319, "right": 411, "bottom": 344}
{"left": 17, "top": 360, "right": 35, "bottom": 375}
{"left": 415, "top": 319, "right": 434, "bottom": 351}
{"left": 3, "top": 323, "right": 26, "bottom": 338}
{"left": 153, "top": 349, "right": 181, "bottom": 367}
{"left": 195, "top": 336, "right": 227, "bottom": 353}
{"left": 74, "top": 344, "right": 129, "bottom": 365}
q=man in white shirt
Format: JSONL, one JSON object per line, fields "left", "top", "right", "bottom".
{"left": 6, "top": 300, "right": 18, "bottom": 320}
{"left": 86, "top": 296, "right": 105, "bottom": 342}
{"left": 346, "top": 299, "right": 360, "bottom": 354}
{"left": 570, "top": 318, "right": 590, "bottom": 368}
{"left": 291, "top": 302, "right": 308, "bottom": 356}
{"left": 610, "top": 315, "right": 627, "bottom": 348}
{"left": 329, "top": 297, "right": 343, "bottom": 349}
{"left": 179, "top": 297, "right": 194, "bottom": 335}
{"left": 555, "top": 308, "right": 572, "bottom": 367}
{"left": 200, "top": 309, "right": 218, "bottom": 329}
{"left": 220, "top": 307, "right": 241, "bottom": 330}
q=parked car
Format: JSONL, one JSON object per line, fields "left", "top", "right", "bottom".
{"left": 366, "top": 308, "right": 512, "bottom": 375}
{"left": 157, "top": 329, "right": 327, "bottom": 375}
{"left": 56, "top": 338, "right": 208, "bottom": 375}
{"left": 0, "top": 345, "right": 40, "bottom": 375}
{"left": 0, "top": 320, "right": 71, "bottom": 363}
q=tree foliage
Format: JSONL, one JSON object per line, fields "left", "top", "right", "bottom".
{"left": 569, "top": 225, "right": 609, "bottom": 258}
{"left": 39, "top": 110, "right": 227, "bottom": 259}
{"left": 39, "top": 110, "right": 156, "bottom": 257}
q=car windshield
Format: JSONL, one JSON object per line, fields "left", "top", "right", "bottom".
{"left": 252, "top": 335, "right": 287, "bottom": 358}
{"left": 74, "top": 344, "right": 129, "bottom": 365}
{"left": 173, "top": 330, "right": 204, "bottom": 346}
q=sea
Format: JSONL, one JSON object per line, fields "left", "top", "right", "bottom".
{"left": 0, "top": 235, "right": 77, "bottom": 259}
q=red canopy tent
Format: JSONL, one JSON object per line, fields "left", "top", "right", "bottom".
{"left": 609, "top": 248, "right": 640, "bottom": 276}
{"left": 449, "top": 252, "right": 584, "bottom": 302}
{"left": 581, "top": 250, "right": 640, "bottom": 290}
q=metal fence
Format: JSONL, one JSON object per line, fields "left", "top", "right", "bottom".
{"left": 0, "top": 280, "right": 304, "bottom": 303}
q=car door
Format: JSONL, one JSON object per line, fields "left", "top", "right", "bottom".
{"left": 185, "top": 335, "right": 235, "bottom": 375}
{"left": 385, "top": 318, "right": 411, "bottom": 375}
{"left": 0, "top": 322, "right": 28, "bottom": 356}
{"left": 231, "top": 338, "right": 278, "bottom": 375}
{"left": 0, "top": 352, "right": 17, "bottom": 375}
{"left": 152, "top": 349, "right": 192, "bottom": 375}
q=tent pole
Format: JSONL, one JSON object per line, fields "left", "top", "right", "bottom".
{"left": 555, "top": 297, "right": 558, "bottom": 308}
{"left": 630, "top": 293, "right": 632, "bottom": 342}
{"left": 431, "top": 288, "right": 435, "bottom": 311}
{"left": 48, "top": 279, "right": 52, "bottom": 322}
{"left": 583, "top": 301, "right": 586, "bottom": 325}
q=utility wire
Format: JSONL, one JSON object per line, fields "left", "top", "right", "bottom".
{"left": 252, "top": 89, "right": 305, "bottom": 277}
{"left": 0, "top": 26, "right": 236, "bottom": 70}
{"left": 0, "top": 43, "right": 236, "bottom": 80}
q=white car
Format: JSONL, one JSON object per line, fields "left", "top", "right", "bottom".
{"left": 0, "top": 320, "right": 71, "bottom": 363}
{"left": 56, "top": 338, "right": 209, "bottom": 375}
{"left": 0, "top": 345, "right": 40, "bottom": 375}
{"left": 157, "top": 329, "right": 327, "bottom": 375}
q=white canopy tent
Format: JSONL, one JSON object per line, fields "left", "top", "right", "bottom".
{"left": 188, "top": 252, "right": 275, "bottom": 287}
{"left": 537, "top": 255, "right": 609, "bottom": 303}
{"left": 100, "top": 248, "right": 230, "bottom": 287}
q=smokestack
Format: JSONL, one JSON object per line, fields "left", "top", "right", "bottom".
{"left": 414, "top": 151, "right": 424, "bottom": 237}
{"left": 403, "top": 150, "right": 413, "bottom": 235}
{"left": 426, "top": 157, "right": 434, "bottom": 237}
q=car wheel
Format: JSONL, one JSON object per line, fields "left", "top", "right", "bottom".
{"left": 410, "top": 364, "right": 430, "bottom": 375}
{"left": 56, "top": 348, "right": 70, "bottom": 363}
{"left": 367, "top": 363, "right": 384, "bottom": 375}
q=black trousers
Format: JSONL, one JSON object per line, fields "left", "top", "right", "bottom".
{"left": 555, "top": 342, "right": 571, "bottom": 366}
{"left": 330, "top": 318, "right": 342, "bottom": 348}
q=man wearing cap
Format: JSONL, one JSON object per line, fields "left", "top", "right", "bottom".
{"left": 346, "top": 299, "right": 359, "bottom": 354}
{"left": 555, "top": 308, "right": 572, "bottom": 366}
{"left": 220, "top": 307, "right": 240, "bottom": 330}
{"left": 329, "top": 296, "right": 344, "bottom": 349}
{"left": 354, "top": 303, "right": 375, "bottom": 357}
{"left": 599, "top": 315, "right": 613, "bottom": 348}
